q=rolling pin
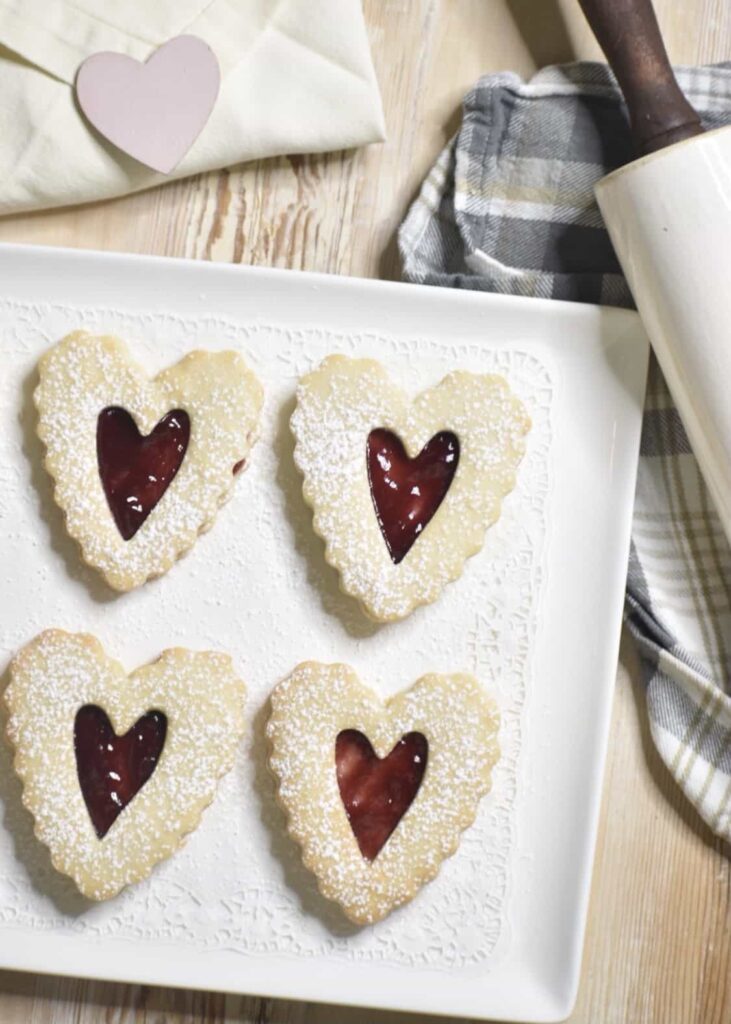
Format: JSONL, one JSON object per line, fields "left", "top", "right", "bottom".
{"left": 579, "top": 0, "right": 731, "bottom": 543}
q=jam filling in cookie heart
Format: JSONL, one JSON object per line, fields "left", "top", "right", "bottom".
{"left": 97, "top": 406, "right": 190, "bottom": 541}
{"left": 335, "top": 729, "right": 428, "bottom": 861}
{"left": 74, "top": 704, "right": 167, "bottom": 838}
{"left": 367, "top": 429, "right": 460, "bottom": 564}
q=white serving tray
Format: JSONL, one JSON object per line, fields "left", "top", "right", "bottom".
{"left": 0, "top": 243, "right": 648, "bottom": 1022}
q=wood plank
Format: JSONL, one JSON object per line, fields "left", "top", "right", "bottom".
{"left": 0, "top": 2, "right": 730, "bottom": 1022}
{"left": 573, "top": 638, "right": 731, "bottom": 1024}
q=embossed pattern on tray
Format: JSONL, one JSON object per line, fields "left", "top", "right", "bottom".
{"left": 0, "top": 300, "right": 551, "bottom": 970}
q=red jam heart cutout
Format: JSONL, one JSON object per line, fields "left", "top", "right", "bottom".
{"left": 367, "top": 429, "right": 459, "bottom": 564}
{"left": 335, "top": 729, "right": 428, "bottom": 861}
{"left": 74, "top": 705, "right": 167, "bottom": 839}
{"left": 97, "top": 407, "right": 190, "bottom": 541}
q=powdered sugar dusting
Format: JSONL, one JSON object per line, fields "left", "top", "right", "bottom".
{"left": 5, "top": 630, "right": 246, "bottom": 900}
{"left": 35, "top": 332, "right": 263, "bottom": 591}
{"left": 0, "top": 298, "right": 551, "bottom": 970}
{"left": 267, "top": 662, "right": 500, "bottom": 924}
{"left": 291, "top": 356, "right": 530, "bottom": 620}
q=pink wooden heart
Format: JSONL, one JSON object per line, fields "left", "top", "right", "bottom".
{"left": 76, "top": 35, "right": 220, "bottom": 175}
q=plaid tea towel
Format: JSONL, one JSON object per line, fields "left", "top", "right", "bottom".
{"left": 399, "top": 62, "right": 731, "bottom": 843}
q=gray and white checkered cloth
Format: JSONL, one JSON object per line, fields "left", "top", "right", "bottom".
{"left": 399, "top": 62, "right": 731, "bottom": 843}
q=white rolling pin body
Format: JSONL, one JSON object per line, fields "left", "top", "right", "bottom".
{"left": 596, "top": 126, "right": 731, "bottom": 541}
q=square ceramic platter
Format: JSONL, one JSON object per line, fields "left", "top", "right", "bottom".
{"left": 0, "top": 243, "right": 648, "bottom": 1023}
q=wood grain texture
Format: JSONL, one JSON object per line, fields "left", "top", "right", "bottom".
{"left": 0, "top": 2, "right": 730, "bottom": 1022}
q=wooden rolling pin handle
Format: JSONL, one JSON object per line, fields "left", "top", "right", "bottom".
{"left": 578, "top": 0, "right": 704, "bottom": 154}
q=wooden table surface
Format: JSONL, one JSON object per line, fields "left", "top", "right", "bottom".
{"left": 0, "top": 2, "right": 730, "bottom": 1022}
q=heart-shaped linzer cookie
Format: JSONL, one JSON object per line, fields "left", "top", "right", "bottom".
{"left": 35, "top": 331, "right": 263, "bottom": 591}
{"left": 267, "top": 662, "right": 500, "bottom": 925}
{"left": 291, "top": 355, "right": 530, "bottom": 621}
{"left": 76, "top": 35, "right": 220, "bottom": 175}
{"left": 5, "top": 630, "right": 246, "bottom": 900}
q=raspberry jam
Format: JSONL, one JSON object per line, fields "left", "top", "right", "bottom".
{"left": 367, "top": 429, "right": 459, "bottom": 564}
{"left": 74, "top": 705, "right": 167, "bottom": 839}
{"left": 96, "top": 407, "right": 190, "bottom": 540}
{"left": 335, "top": 729, "right": 428, "bottom": 861}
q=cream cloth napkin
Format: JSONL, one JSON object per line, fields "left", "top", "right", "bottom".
{"left": 0, "top": 0, "right": 385, "bottom": 213}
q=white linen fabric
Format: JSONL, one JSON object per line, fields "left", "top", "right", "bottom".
{"left": 0, "top": 0, "right": 385, "bottom": 213}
